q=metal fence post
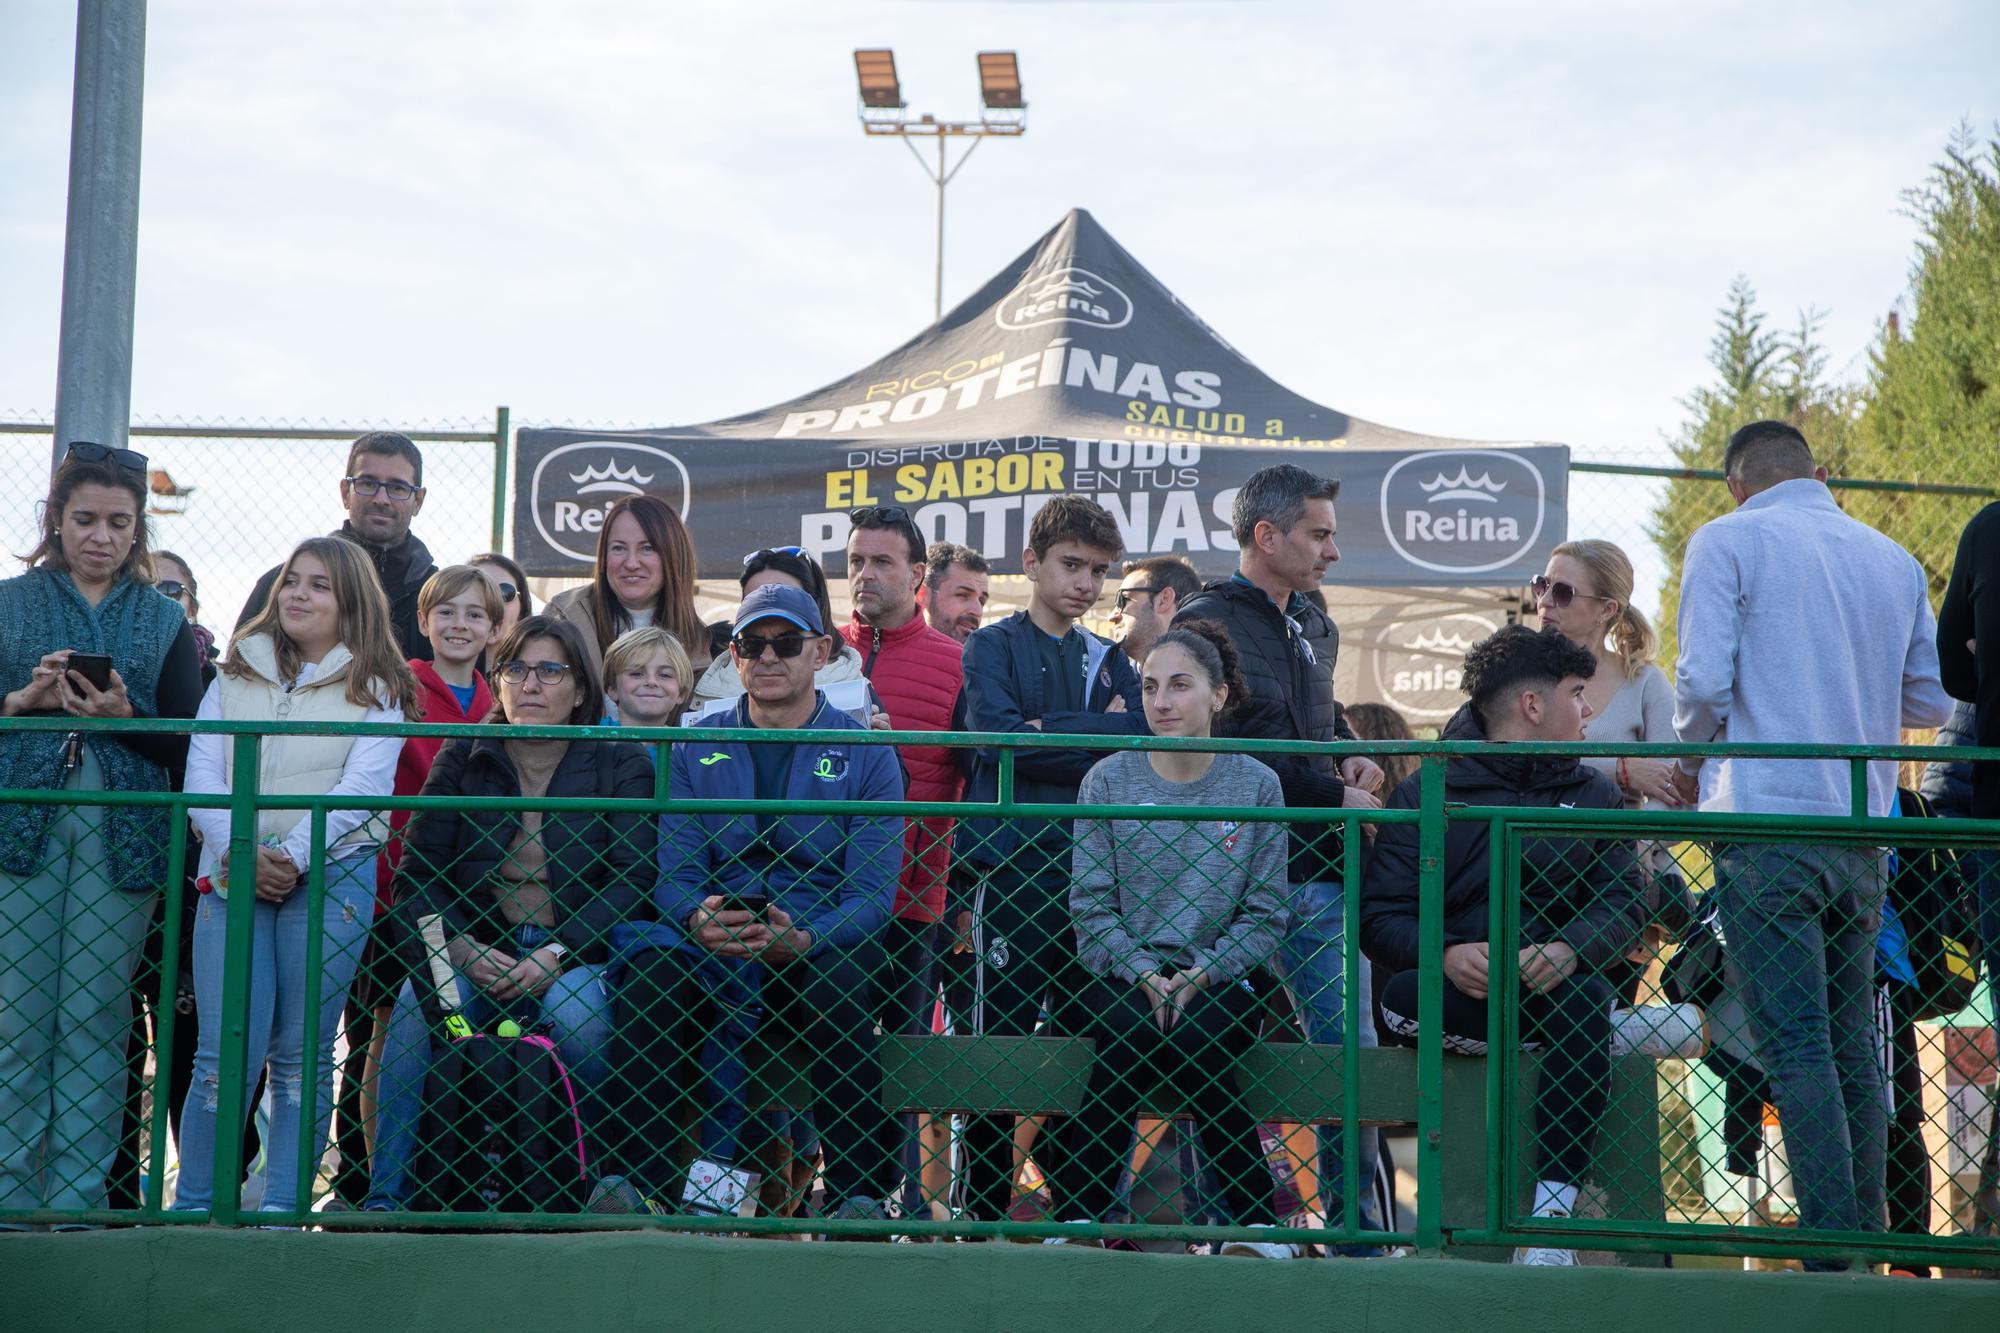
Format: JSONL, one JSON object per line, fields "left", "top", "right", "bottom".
{"left": 211, "top": 732, "right": 262, "bottom": 1226}
{"left": 491, "top": 405, "right": 511, "bottom": 553}
{"left": 1414, "top": 753, "right": 1447, "bottom": 1256}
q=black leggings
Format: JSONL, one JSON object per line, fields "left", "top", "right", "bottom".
{"left": 1882, "top": 986, "right": 1929, "bottom": 1237}
{"left": 1381, "top": 968, "right": 1615, "bottom": 1188}
{"left": 1056, "top": 973, "right": 1275, "bottom": 1225}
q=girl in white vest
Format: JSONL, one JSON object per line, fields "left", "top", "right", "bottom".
{"left": 177, "top": 536, "right": 418, "bottom": 1217}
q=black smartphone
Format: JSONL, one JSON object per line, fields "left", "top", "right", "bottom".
{"left": 67, "top": 653, "right": 114, "bottom": 691}
{"left": 719, "top": 894, "right": 769, "bottom": 917}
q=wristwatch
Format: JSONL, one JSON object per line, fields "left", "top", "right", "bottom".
{"left": 543, "top": 941, "right": 570, "bottom": 970}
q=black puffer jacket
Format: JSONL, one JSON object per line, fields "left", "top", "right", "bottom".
{"left": 390, "top": 736, "right": 657, "bottom": 964}
{"left": 1359, "top": 704, "right": 1643, "bottom": 976}
{"left": 1917, "top": 699, "right": 1978, "bottom": 819}
{"left": 1175, "top": 576, "right": 1356, "bottom": 883}
{"left": 237, "top": 523, "right": 438, "bottom": 661}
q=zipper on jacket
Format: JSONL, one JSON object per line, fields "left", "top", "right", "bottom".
{"left": 863, "top": 624, "right": 882, "bottom": 676}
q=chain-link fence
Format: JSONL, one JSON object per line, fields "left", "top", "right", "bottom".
{"left": 1, "top": 715, "right": 1995, "bottom": 1271}
{"left": 0, "top": 416, "right": 509, "bottom": 636}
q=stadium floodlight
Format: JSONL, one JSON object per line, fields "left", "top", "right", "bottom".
{"left": 854, "top": 50, "right": 1029, "bottom": 320}
{"left": 854, "top": 49, "right": 903, "bottom": 109}
{"left": 976, "top": 52, "right": 1022, "bottom": 110}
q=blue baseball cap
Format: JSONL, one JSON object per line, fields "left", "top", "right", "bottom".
{"left": 732, "top": 583, "right": 823, "bottom": 636}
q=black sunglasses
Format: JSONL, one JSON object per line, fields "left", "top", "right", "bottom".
{"left": 1114, "top": 586, "right": 1159, "bottom": 611}
{"left": 732, "top": 631, "right": 813, "bottom": 660}
{"left": 493, "top": 581, "right": 518, "bottom": 604}
{"left": 65, "top": 441, "right": 148, "bottom": 475}
{"left": 157, "top": 580, "right": 187, "bottom": 599}
{"left": 1530, "top": 575, "right": 1613, "bottom": 609}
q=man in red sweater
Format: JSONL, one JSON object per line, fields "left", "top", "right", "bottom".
{"left": 842, "top": 506, "right": 966, "bottom": 1217}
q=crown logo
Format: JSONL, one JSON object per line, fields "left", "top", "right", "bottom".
{"left": 1028, "top": 274, "right": 1102, "bottom": 301}
{"left": 1418, "top": 468, "right": 1506, "bottom": 503}
{"left": 1405, "top": 628, "right": 1478, "bottom": 653}
{"left": 569, "top": 460, "right": 655, "bottom": 495}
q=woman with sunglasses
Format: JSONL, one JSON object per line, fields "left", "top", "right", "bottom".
{"left": 470, "top": 551, "right": 532, "bottom": 642}
{"left": 546, "top": 495, "right": 708, "bottom": 681}
{"left": 0, "top": 443, "right": 204, "bottom": 1219}
{"left": 1532, "top": 541, "right": 1680, "bottom": 808}
{"left": 686, "top": 546, "right": 875, "bottom": 718}
{"left": 364, "top": 616, "right": 655, "bottom": 1211}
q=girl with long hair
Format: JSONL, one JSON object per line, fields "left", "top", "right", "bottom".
{"left": 176, "top": 536, "right": 419, "bottom": 1218}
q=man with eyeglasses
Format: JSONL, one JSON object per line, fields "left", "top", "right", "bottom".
{"left": 1109, "top": 555, "right": 1200, "bottom": 663}
{"left": 613, "top": 583, "right": 905, "bottom": 1226}
{"left": 235, "top": 431, "right": 437, "bottom": 660}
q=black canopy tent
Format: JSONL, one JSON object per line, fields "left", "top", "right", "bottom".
{"left": 514, "top": 208, "right": 1568, "bottom": 600}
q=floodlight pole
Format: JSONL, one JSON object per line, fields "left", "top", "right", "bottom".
{"left": 862, "top": 111, "right": 1024, "bottom": 326}
{"left": 52, "top": 0, "right": 148, "bottom": 471}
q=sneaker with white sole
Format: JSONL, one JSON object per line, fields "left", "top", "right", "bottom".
{"left": 1218, "top": 1225, "right": 1305, "bottom": 1259}
{"left": 1607, "top": 1003, "right": 1707, "bottom": 1060}
{"left": 1514, "top": 1244, "right": 1580, "bottom": 1266}
{"left": 1043, "top": 1219, "right": 1105, "bottom": 1249}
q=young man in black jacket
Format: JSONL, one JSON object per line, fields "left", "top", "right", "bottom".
{"left": 1361, "top": 625, "right": 1644, "bottom": 1265}
{"left": 956, "top": 496, "right": 1145, "bottom": 1223}
{"left": 1174, "top": 463, "right": 1387, "bottom": 1240}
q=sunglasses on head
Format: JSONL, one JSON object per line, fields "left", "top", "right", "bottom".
{"left": 732, "top": 631, "right": 813, "bottom": 660}
{"left": 743, "top": 545, "right": 807, "bottom": 567}
{"left": 1530, "top": 575, "right": 1612, "bottom": 609}
{"left": 65, "top": 441, "right": 148, "bottom": 475}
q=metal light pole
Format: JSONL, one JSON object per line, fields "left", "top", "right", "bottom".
{"left": 854, "top": 50, "right": 1026, "bottom": 324}
{"left": 52, "top": 0, "right": 149, "bottom": 468}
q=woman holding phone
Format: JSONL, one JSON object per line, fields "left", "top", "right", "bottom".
{"left": 0, "top": 443, "right": 203, "bottom": 1218}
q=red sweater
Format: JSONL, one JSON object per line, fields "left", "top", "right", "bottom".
{"left": 841, "top": 613, "right": 966, "bottom": 921}
{"left": 376, "top": 658, "right": 494, "bottom": 911}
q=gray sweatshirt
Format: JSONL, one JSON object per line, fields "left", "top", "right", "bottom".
{"left": 1069, "top": 751, "right": 1292, "bottom": 984}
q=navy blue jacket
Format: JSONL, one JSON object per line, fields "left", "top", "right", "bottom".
{"left": 955, "top": 610, "right": 1146, "bottom": 867}
{"left": 627, "top": 692, "right": 905, "bottom": 961}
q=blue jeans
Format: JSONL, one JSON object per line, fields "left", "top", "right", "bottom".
{"left": 1273, "top": 879, "right": 1382, "bottom": 1232}
{"left": 0, "top": 749, "right": 156, "bottom": 1213}
{"left": 367, "top": 923, "right": 614, "bottom": 1208}
{"left": 176, "top": 852, "right": 377, "bottom": 1215}
{"left": 1714, "top": 843, "right": 1886, "bottom": 1242}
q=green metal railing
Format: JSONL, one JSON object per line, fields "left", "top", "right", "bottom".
{"left": 0, "top": 715, "right": 1995, "bottom": 1269}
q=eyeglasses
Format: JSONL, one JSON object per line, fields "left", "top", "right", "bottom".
{"left": 497, "top": 660, "right": 574, "bottom": 686}
{"left": 743, "top": 546, "right": 807, "bottom": 567}
{"left": 157, "top": 580, "right": 187, "bottom": 599}
{"left": 732, "top": 631, "right": 813, "bottom": 660}
{"left": 1114, "top": 586, "right": 1159, "bottom": 611}
{"left": 344, "top": 474, "right": 422, "bottom": 502}
{"left": 492, "top": 581, "right": 518, "bottom": 604}
{"left": 65, "top": 441, "right": 148, "bottom": 475}
{"left": 1530, "top": 575, "right": 1613, "bottom": 609}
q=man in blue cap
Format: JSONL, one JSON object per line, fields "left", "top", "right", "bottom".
{"left": 598, "top": 583, "right": 906, "bottom": 1228}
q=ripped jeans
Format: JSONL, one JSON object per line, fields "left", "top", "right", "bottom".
{"left": 175, "top": 853, "right": 376, "bottom": 1215}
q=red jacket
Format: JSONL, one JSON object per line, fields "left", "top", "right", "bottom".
{"left": 841, "top": 613, "right": 965, "bottom": 921}
{"left": 376, "top": 658, "right": 494, "bottom": 911}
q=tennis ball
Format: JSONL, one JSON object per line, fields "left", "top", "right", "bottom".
{"left": 495, "top": 1019, "right": 523, "bottom": 1039}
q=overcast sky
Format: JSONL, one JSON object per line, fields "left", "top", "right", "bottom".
{"left": 1, "top": 1, "right": 1993, "bottom": 618}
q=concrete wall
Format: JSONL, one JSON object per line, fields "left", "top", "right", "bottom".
{"left": 6, "top": 1230, "right": 1999, "bottom": 1332}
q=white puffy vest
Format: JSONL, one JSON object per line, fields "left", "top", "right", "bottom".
{"left": 218, "top": 635, "right": 388, "bottom": 858}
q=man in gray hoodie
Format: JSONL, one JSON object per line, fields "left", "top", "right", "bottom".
{"left": 1673, "top": 420, "right": 1952, "bottom": 1256}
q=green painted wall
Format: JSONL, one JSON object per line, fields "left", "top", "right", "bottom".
{"left": 6, "top": 1230, "right": 1998, "bottom": 1332}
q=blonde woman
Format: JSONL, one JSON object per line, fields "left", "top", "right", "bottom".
{"left": 177, "top": 536, "right": 419, "bottom": 1217}
{"left": 1534, "top": 540, "right": 1680, "bottom": 808}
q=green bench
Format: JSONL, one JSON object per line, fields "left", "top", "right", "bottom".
{"left": 749, "top": 1035, "right": 1669, "bottom": 1262}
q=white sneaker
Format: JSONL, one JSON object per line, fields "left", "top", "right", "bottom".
{"left": 1514, "top": 1245, "right": 1580, "bottom": 1266}
{"left": 1607, "top": 1003, "right": 1707, "bottom": 1059}
{"left": 681, "top": 1158, "right": 759, "bottom": 1218}
{"left": 1219, "top": 1225, "right": 1304, "bottom": 1259}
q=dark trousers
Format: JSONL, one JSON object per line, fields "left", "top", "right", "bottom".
{"left": 1882, "top": 986, "right": 1929, "bottom": 1238}
{"left": 875, "top": 918, "right": 943, "bottom": 1210}
{"left": 1380, "top": 967, "right": 1614, "bottom": 1188}
{"left": 963, "top": 851, "right": 1082, "bottom": 1220}
{"left": 612, "top": 943, "right": 894, "bottom": 1206}
{"left": 1057, "top": 973, "right": 1275, "bottom": 1225}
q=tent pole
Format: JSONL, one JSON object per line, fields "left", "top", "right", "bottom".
{"left": 934, "top": 135, "right": 946, "bottom": 322}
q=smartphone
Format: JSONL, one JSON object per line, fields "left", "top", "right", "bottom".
{"left": 67, "top": 653, "right": 114, "bottom": 691}
{"left": 719, "top": 894, "right": 769, "bottom": 918}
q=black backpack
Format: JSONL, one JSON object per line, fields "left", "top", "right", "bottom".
{"left": 407, "top": 1030, "right": 589, "bottom": 1214}
{"left": 1889, "top": 788, "right": 1982, "bottom": 1022}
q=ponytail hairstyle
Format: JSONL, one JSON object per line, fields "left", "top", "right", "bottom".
{"left": 227, "top": 536, "right": 420, "bottom": 714}
{"left": 1144, "top": 617, "right": 1251, "bottom": 716}
{"left": 1551, "top": 539, "right": 1656, "bottom": 678}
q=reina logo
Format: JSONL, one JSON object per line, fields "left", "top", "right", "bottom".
{"left": 529, "top": 441, "right": 691, "bottom": 565}
{"left": 994, "top": 264, "right": 1134, "bottom": 332}
{"left": 1367, "top": 610, "right": 1502, "bottom": 721}
{"left": 1380, "top": 449, "right": 1546, "bottom": 576}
